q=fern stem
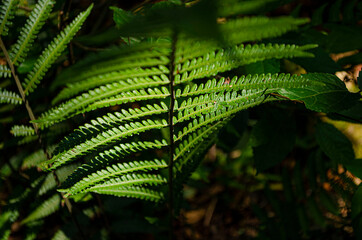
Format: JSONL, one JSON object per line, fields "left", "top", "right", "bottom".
{"left": 168, "top": 30, "right": 177, "bottom": 239}
{"left": 0, "top": 37, "right": 39, "bottom": 134}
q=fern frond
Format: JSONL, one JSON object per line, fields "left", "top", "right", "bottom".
{"left": 175, "top": 17, "right": 309, "bottom": 61}
{"left": 0, "top": 88, "right": 22, "bottom": 104}
{"left": 87, "top": 173, "right": 167, "bottom": 191}
{"left": 38, "top": 165, "right": 77, "bottom": 196}
{"left": 36, "top": 78, "right": 170, "bottom": 128}
{"left": 22, "top": 149, "right": 46, "bottom": 168}
{"left": 220, "top": 16, "right": 309, "bottom": 44}
{"left": 174, "top": 122, "right": 224, "bottom": 162}
{"left": 176, "top": 73, "right": 310, "bottom": 97}
{"left": 45, "top": 119, "right": 168, "bottom": 170}
{"left": 22, "top": 146, "right": 55, "bottom": 168}
{"left": 9, "top": 0, "right": 54, "bottom": 65}
{"left": 21, "top": 194, "right": 60, "bottom": 224}
{"left": 59, "top": 140, "right": 167, "bottom": 190}
{"left": 54, "top": 105, "right": 168, "bottom": 155}
{"left": 53, "top": 66, "right": 169, "bottom": 104}
{"left": 60, "top": 159, "right": 167, "bottom": 197}
{"left": 86, "top": 86, "right": 170, "bottom": 112}
{"left": 175, "top": 96, "right": 272, "bottom": 142}
{"left": 23, "top": 4, "right": 93, "bottom": 95}
{"left": 51, "top": 230, "right": 70, "bottom": 240}
{"left": 10, "top": 125, "right": 35, "bottom": 136}
{"left": 57, "top": 56, "right": 169, "bottom": 88}
{"left": 89, "top": 185, "right": 164, "bottom": 202}
{"left": 217, "top": 0, "right": 277, "bottom": 17}
{"left": 174, "top": 44, "right": 316, "bottom": 83}
{"left": 0, "top": 0, "right": 18, "bottom": 36}
{"left": 52, "top": 41, "right": 171, "bottom": 86}
{"left": 0, "top": 65, "right": 11, "bottom": 78}
{"left": 174, "top": 90, "right": 267, "bottom": 124}
{"left": 0, "top": 210, "right": 18, "bottom": 240}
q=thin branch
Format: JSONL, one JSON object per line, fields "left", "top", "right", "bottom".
{"left": 168, "top": 30, "right": 177, "bottom": 240}
{"left": 0, "top": 37, "right": 39, "bottom": 134}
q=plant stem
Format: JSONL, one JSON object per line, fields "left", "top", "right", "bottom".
{"left": 0, "top": 37, "right": 39, "bottom": 134}
{"left": 168, "top": 30, "right": 177, "bottom": 240}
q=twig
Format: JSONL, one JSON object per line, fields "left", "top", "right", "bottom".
{"left": 0, "top": 37, "right": 39, "bottom": 134}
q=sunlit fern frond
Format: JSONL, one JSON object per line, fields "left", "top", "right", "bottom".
{"left": 9, "top": 0, "right": 54, "bottom": 65}
{"left": 22, "top": 4, "right": 93, "bottom": 95}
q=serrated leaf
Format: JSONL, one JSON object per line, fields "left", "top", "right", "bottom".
{"left": 251, "top": 108, "right": 296, "bottom": 172}
{"left": 315, "top": 122, "right": 355, "bottom": 165}
{"left": 278, "top": 73, "right": 360, "bottom": 113}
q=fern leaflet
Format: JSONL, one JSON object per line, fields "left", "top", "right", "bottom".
{"left": 0, "top": 0, "right": 18, "bottom": 36}
{"left": 0, "top": 88, "right": 22, "bottom": 104}
{"left": 23, "top": 4, "right": 93, "bottom": 95}
{"left": 9, "top": 0, "right": 54, "bottom": 65}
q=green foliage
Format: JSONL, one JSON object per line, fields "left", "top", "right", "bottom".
{"left": 21, "top": 194, "right": 61, "bottom": 224}
{"left": 277, "top": 73, "right": 360, "bottom": 113}
{"left": 0, "top": 0, "right": 19, "bottom": 36}
{"left": 0, "top": 0, "right": 361, "bottom": 239}
{"left": 10, "top": 125, "right": 35, "bottom": 136}
{"left": 9, "top": 0, "right": 54, "bottom": 65}
{"left": 0, "top": 88, "right": 22, "bottom": 104}
{"left": 23, "top": 4, "right": 93, "bottom": 95}
{"left": 0, "top": 65, "right": 11, "bottom": 78}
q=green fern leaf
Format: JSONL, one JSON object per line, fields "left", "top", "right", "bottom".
{"left": 23, "top": 4, "right": 93, "bottom": 95}
{"left": 0, "top": 0, "right": 18, "bottom": 36}
{"left": 9, "top": 0, "right": 54, "bottom": 65}
{"left": 89, "top": 185, "right": 164, "bottom": 202}
{"left": 176, "top": 74, "right": 310, "bottom": 98}
{"left": 60, "top": 159, "right": 167, "bottom": 197}
{"left": 0, "top": 65, "right": 11, "bottom": 78}
{"left": 36, "top": 78, "right": 169, "bottom": 128}
{"left": 51, "top": 230, "right": 70, "bottom": 240}
{"left": 21, "top": 194, "right": 60, "bottom": 224}
{"left": 87, "top": 173, "right": 167, "bottom": 191}
{"left": 38, "top": 165, "right": 78, "bottom": 196}
{"left": 22, "top": 146, "right": 55, "bottom": 168}
{"left": 53, "top": 66, "right": 169, "bottom": 104}
{"left": 59, "top": 140, "right": 167, "bottom": 190}
{"left": 217, "top": 0, "right": 277, "bottom": 17}
{"left": 44, "top": 119, "right": 168, "bottom": 170}
{"left": 174, "top": 123, "right": 225, "bottom": 163}
{"left": 0, "top": 88, "right": 22, "bottom": 104}
{"left": 220, "top": 16, "right": 309, "bottom": 44}
{"left": 52, "top": 103, "right": 168, "bottom": 155}
{"left": 175, "top": 44, "right": 316, "bottom": 83}
{"left": 52, "top": 41, "right": 171, "bottom": 86}
{"left": 10, "top": 125, "right": 35, "bottom": 136}
{"left": 175, "top": 16, "right": 310, "bottom": 61}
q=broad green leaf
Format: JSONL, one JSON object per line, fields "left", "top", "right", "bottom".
{"left": 278, "top": 73, "right": 360, "bottom": 113}
{"left": 315, "top": 122, "right": 355, "bottom": 164}
{"left": 251, "top": 108, "right": 296, "bottom": 172}
{"left": 327, "top": 102, "right": 362, "bottom": 124}
{"left": 352, "top": 186, "right": 362, "bottom": 219}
